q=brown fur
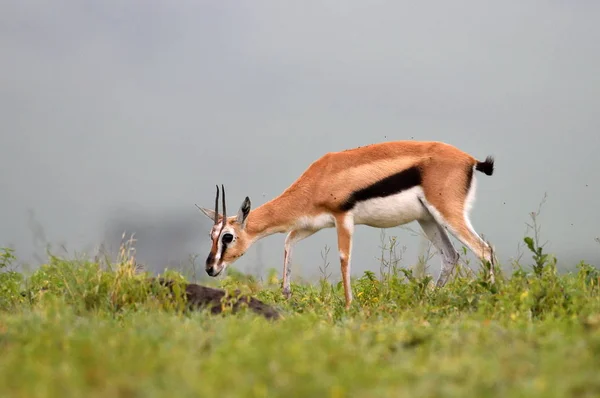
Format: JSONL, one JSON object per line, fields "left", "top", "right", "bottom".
{"left": 200, "top": 140, "right": 495, "bottom": 308}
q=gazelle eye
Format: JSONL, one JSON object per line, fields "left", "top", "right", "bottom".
{"left": 222, "top": 233, "right": 234, "bottom": 244}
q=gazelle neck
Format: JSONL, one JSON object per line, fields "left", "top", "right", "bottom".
{"left": 245, "top": 190, "right": 307, "bottom": 240}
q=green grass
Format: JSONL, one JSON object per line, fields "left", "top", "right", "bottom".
{"left": 0, "top": 231, "right": 599, "bottom": 398}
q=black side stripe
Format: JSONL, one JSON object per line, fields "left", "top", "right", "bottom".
{"left": 339, "top": 166, "right": 422, "bottom": 211}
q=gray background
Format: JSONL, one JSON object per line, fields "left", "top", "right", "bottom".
{"left": 2, "top": 1, "right": 599, "bottom": 281}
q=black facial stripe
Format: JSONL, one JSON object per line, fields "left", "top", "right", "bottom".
{"left": 219, "top": 239, "right": 229, "bottom": 264}
{"left": 339, "top": 166, "right": 422, "bottom": 211}
{"left": 213, "top": 217, "right": 228, "bottom": 265}
{"left": 216, "top": 230, "right": 233, "bottom": 265}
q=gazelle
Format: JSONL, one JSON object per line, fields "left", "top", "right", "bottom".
{"left": 197, "top": 140, "right": 496, "bottom": 309}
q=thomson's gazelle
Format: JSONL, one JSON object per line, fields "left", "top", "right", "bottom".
{"left": 198, "top": 140, "right": 496, "bottom": 309}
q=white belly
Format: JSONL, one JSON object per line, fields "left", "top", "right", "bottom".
{"left": 296, "top": 213, "right": 336, "bottom": 230}
{"left": 351, "top": 186, "right": 427, "bottom": 228}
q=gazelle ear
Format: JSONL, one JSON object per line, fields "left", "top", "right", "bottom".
{"left": 197, "top": 206, "right": 221, "bottom": 222}
{"left": 236, "top": 197, "right": 251, "bottom": 229}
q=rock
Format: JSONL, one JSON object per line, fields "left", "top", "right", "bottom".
{"left": 152, "top": 278, "right": 281, "bottom": 321}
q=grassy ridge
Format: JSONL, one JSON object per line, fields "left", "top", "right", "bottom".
{"left": 0, "top": 234, "right": 599, "bottom": 397}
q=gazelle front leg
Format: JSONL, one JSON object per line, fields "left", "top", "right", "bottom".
{"left": 334, "top": 213, "right": 354, "bottom": 309}
{"left": 282, "top": 229, "right": 316, "bottom": 298}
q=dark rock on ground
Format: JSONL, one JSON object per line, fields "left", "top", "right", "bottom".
{"left": 152, "top": 278, "right": 281, "bottom": 321}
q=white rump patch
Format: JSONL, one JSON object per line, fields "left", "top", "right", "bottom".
{"left": 464, "top": 171, "right": 477, "bottom": 216}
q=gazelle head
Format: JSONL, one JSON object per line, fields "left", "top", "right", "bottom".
{"left": 196, "top": 185, "right": 252, "bottom": 277}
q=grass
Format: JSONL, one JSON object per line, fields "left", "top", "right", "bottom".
{"left": 1, "top": 215, "right": 599, "bottom": 397}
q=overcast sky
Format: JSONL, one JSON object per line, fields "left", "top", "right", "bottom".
{"left": 1, "top": 1, "right": 599, "bottom": 281}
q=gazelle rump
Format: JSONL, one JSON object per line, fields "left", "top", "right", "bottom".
{"left": 198, "top": 140, "right": 497, "bottom": 309}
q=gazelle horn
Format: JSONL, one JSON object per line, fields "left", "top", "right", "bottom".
{"left": 213, "top": 185, "right": 219, "bottom": 225}
{"left": 221, "top": 184, "right": 227, "bottom": 223}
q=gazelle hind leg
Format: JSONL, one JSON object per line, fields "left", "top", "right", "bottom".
{"left": 418, "top": 218, "right": 460, "bottom": 287}
{"left": 463, "top": 213, "right": 496, "bottom": 283}
{"left": 334, "top": 213, "right": 354, "bottom": 309}
{"left": 418, "top": 197, "right": 495, "bottom": 283}
{"left": 283, "top": 229, "right": 316, "bottom": 298}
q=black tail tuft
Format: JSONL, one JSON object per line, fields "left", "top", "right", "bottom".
{"left": 475, "top": 156, "right": 494, "bottom": 176}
